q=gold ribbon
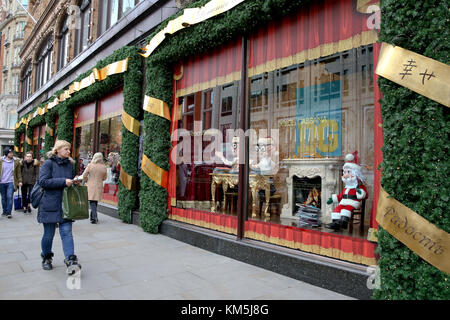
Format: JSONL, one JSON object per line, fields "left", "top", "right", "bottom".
{"left": 376, "top": 42, "right": 450, "bottom": 108}
{"left": 140, "top": 0, "right": 246, "bottom": 58}
{"left": 141, "top": 154, "right": 168, "bottom": 189}
{"left": 377, "top": 187, "right": 450, "bottom": 274}
{"left": 14, "top": 58, "right": 130, "bottom": 129}
{"left": 143, "top": 95, "right": 171, "bottom": 121}
{"left": 119, "top": 169, "right": 137, "bottom": 191}
{"left": 121, "top": 110, "right": 140, "bottom": 136}
{"left": 26, "top": 136, "right": 32, "bottom": 145}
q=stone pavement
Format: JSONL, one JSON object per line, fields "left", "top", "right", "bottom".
{"left": 0, "top": 208, "right": 354, "bottom": 300}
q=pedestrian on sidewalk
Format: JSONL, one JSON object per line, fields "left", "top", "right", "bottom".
{"left": 82, "top": 152, "right": 107, "bottom": 224}
{"left": 0, "top": 148, "right": 22, "bottom": 219}
{"left": 37, "top": 140, "right": 82, "bottom": 275}
{"left": 20, "top": 151, "right": 40, "bottom": 214}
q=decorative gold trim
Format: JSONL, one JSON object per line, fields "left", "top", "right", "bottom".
{"left": 141, "top": 154, "right": 168, "bottom": 189}
{"left": 119, "top": 169, "right": 137, "bottom": 191}
{"left": 375, "top": 42, "right": 450, "bottom": 108}
{"left": 143, "top": 95, "right": 171, "bottom": 121}
{"left": 377, "top": 187, "right": 450, "bottom": 274}
{"left": 121, "top": 110, "right": 140, "bottom": 136}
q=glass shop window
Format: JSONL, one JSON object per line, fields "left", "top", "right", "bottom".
{"left": 246, "top": 45, "right": 375, "bottom": 239}
{"left": 175, "top": 81, "right": 242, "bottom": 215}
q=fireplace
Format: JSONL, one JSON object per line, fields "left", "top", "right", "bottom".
{"left": 293, "top": 176, "right": 322, "bottom": 209}
{"left": 281, "top": 158, "right": 343, "bottom": 223}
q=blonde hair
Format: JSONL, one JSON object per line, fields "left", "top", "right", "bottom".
{"left": 91, "top": 152, "right": 104, "bottom": 164}
{"left": 51, "top": 140, "right": 71, "bottom": 155}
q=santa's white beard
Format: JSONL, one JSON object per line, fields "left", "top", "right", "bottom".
{"left": 342, "top": 175, "right": 358, "bottom": 189}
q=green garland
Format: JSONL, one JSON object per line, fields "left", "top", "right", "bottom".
{"left": 15, "top": 46, "right": 143, "bottom": 223}
{"left": 140, "top": 0, "right": 312, "bottom": 233}
{"left": 373, "top": 0, "right": 450, "bottom": 299}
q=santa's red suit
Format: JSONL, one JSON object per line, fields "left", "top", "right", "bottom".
{"left": 331, "top": 185, "right": 368, "bottom": 220}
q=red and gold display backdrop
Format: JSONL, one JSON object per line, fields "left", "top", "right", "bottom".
{"left": 175, "top": 38, "right": 242, "bottom": 97}
{"left": 169, "top": 0, "right": 380, "bottom": 266}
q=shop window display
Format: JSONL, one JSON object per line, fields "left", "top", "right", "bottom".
{"left": 246, "top": 46, "right": 374, "bottom": 238}
{"left": 175, "top": 80, "right": 242, "bottom": 215}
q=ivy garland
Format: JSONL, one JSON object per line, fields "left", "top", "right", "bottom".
{"left": 15, "top": 46, "right": 143, "bottom": 223}
{"left": 140, "top": 0, "right": 312, "bottom": 233}
{"left": 373, "top": 0, "right": 450, "bottom": 299}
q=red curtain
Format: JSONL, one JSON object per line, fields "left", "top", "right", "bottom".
{"left": 175, "top": 38, "right": 242, "bottom": 96}
{"left": 248, "top": 0, "right": 377, "bottom": 75}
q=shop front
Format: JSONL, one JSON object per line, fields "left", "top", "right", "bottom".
{"left": 73, "top": 88, "right": 123, "bottom": 205}
{"left": 168, "top": 0, "right": 379, "bottom": 266}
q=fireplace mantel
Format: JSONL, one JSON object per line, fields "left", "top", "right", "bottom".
{"left": 281, "top": 158, "right": 343, "bottom": 223}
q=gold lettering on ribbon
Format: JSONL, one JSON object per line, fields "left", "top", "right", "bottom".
{"left": 121, "top": 110, "right": 140, "bottom": 136}
{"left": 119, "top": 169, "right": 137, "bottom": 191}
{"left": 141, "top": 154, "right": 168, "bottom": 189}
{"left": 376, "top": 187, "right": 450, "bottom": 274}
{"left": 376, "top": 42, "right": 450, "bottom": 108}
{"left": 143, "top": 95, "right": 171, "bottom": 121}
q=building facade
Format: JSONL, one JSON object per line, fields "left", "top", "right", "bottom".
{"left": 15, "top": 0, "right": 389, "bottom": 299}
{"left": 0, "top": 0, "right": 28, "bottom": 150}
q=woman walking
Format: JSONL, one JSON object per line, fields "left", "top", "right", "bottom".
{"left": 38, "top": 140, "right": 81, "bottom": 275}
{"left": 82, "top": 152, "right": 107, "bottom": 224}
{"left": 20, "top": 151, "right": 39, "bottom": 214}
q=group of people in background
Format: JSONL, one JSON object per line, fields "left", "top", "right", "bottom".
{"left": 1, "top": 142, "right": 116, "bottom": 275}
{"left": 0, "top": 148, "right": 38, "bottom": 218}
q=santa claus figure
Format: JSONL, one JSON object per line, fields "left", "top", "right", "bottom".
{"left": 326, "top": 152, "right": 368, "bottom": 231}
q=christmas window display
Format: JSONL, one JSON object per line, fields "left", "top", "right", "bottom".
{"left": 245, "top": 46, "right": 375, "bottom": 239}
{"left": 172, "top": 39, "right": 242, "bottom": 234}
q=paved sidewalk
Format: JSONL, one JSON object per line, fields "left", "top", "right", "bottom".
{"left": 0, "top": 209, "right": 354, "bottom": 300}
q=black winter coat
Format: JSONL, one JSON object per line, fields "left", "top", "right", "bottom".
{"left": 37, "top": 156, "right": 75, "bottom": 223}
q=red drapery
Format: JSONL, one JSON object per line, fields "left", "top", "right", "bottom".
{"left": 170, "top": 208, "right": 376, "bottom": 265}
{"left": 248, "top": 0, "right": 378, "bottom": 76}
{"left": 175, "top": 38, "right": 242, "bottom": 97}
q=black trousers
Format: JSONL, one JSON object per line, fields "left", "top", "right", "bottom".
{"left": 89, "top": 200, "right": 98, "bottom": 221}
{"left": 21, "top": 183, "right": 34, "bottom": 208}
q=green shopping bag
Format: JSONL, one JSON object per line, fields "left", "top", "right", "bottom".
{"left": 62, "top": 185, "right": 89, "bottom": 220}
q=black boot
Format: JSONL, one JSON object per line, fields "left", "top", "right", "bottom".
{"left": 64, "top": 255, "right": 82, "bottom": 275}
{"left": 340, "top": 216, "right": 350, "bottom": 229}
{"left": 325, "top": 219, "right": 342, "bottom": 231}
{"left": 41, "top": 253, "right": 54, "bottom": 270}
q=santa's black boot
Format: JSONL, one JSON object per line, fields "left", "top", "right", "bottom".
{"left": 325, "top": 219, "right": 342, "bottom": 231}
{"left": 41, "top": 253, "right": 54, "bottom": 270}
{"left": 340, "top": 216, "right": 350, "bottom": 229}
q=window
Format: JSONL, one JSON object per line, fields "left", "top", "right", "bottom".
{"left": 15, "top": 21, "right": 25, "bottom": 39}
{"left": 20, "top": 62, "right": 32, "bottom": 102}
{"left": 35, "top": 35, "right": 53, "bottom": 90}
{"left": 13, "top": 47, "right": 21, "bottom": 66}
{"left": 73, "top": 89, "right": 123, "bottom": 205}
{"left": 98, "top": 0, "right": 140, "bottom": 35}
{"left": 74, "top": 0, "right": 91, "bottom": 56}
{"left": 57, "top": 16, "right": 69, "bottom": 71}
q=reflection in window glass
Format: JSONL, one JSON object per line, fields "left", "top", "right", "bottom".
{"left": 75, "top": 123, "right": 94, "bottom": 175}
{"left": 99, "top": 115, "right": 122, "bottom": 204}
{"left": 176, "top": 81, "right": 241, "bottom": 216}
{"left": 248, "top": 45, "right": 374, "bottom": 239}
